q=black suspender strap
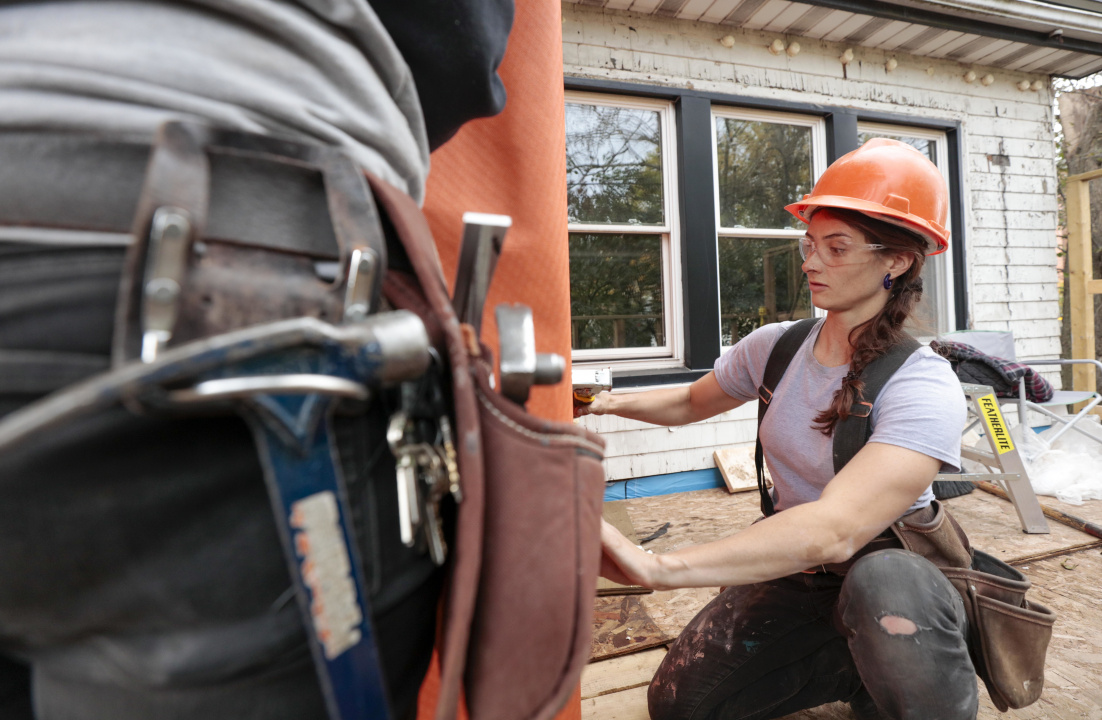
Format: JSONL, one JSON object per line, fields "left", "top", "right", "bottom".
{"left": 755, "top": 318, "right": 819, "bottom": 517}
{"left": 754, "top": 320, "right": 920, "bottom": 517}
{"left": 831, "top": 335, "right": 919, "bottom": 473}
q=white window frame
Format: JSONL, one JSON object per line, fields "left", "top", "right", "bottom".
{"left": 711, "top": 107, "right": 828, "bottom": 347}
{"left": 856, "top": 122, "right": 955, "bottom": 337}
{"left": 566, "top": 91, "right": 684, "bottom": 370}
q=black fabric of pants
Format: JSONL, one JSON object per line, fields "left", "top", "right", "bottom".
{"left": 0, "top": 222, "right": 440, "bottom": 715}
{"left": 648, "top": 549, "right": 978, "bottom": 720}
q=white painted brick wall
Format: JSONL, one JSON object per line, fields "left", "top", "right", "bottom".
{"left": 564, "top": 2, "right": 1063, "bottom": 480}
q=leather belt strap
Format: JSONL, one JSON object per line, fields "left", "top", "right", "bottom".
{"left": 0, "top": 131, "right": 341, "bottom": 260}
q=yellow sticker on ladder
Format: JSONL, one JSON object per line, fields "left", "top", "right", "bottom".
{"left": 978, "top": 394, "right": 1015, "bottom": 455}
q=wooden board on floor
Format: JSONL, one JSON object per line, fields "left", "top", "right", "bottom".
{"left": 581, "top": 684, "right": 650, "bottom": 720}
{"left": 713, "top": 446, "right": 765, "bottom": 493}
{"left": 581, "top": 648, "right": 666, "bottom": 700}
{"left": 941, "top": 490, "right": 1097, "bottom": 562}
{"left": 591, "top": 594, "right": 674, "bottom": 662}
{"left": 1034, "top": 496, "right": 1102, "bottom": 531}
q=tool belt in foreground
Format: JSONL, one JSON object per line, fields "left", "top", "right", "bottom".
{"left": 0, "top": 122, "right": 607, "bottom": 720}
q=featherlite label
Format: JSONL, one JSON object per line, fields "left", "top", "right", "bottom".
{"left": 978, "top": 394, "right": 1014, "bottom": 455}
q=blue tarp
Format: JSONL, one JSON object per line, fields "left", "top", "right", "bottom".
{"left": 603, "top": 468, "right": 724, "bottom": 501}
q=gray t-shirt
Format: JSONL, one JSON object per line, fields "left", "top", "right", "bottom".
{"left": 0, "top": 1, "right": 429, "bottom": 200}
{"left": 714, "top": 320, "right": 966, "bottom": 513}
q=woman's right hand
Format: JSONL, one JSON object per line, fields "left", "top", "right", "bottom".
{"left": 599, "top": 518, "right": 660, "bottom": 589}
{"left": 573, "top": 390, "right": 613, "bottom": 418}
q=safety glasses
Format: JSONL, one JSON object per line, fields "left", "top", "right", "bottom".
{"left": 798, "top": 237, "right": 884, "bottom": 266}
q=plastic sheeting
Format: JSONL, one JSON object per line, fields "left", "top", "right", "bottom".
{"left": 965, "top": 417, "right": 1102, "bottom": 506}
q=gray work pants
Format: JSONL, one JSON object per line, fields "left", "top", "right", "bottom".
{"left": 648, "top": 549, "right": 979, "bottom": 720}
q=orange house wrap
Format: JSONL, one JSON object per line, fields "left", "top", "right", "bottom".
{"left": 415, "top": 0, "right": 581, "bottom": 718}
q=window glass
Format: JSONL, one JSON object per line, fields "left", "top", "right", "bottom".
{"left": 569, "top": 233, "right": 664, "bottom": 350}
{"left": 566, "top": 104, "right": 664, "bottom": 226}
{"left": 715, "top": 118, "right": 813, "bottom": 230}
{"left": 857, "top": 131, "right": 935, "bottom": 163}
{"left": 718, "top": 237, "right": 812, "bottom": 345}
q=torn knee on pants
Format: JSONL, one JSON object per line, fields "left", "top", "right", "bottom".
{"left": 877, "top": 614, "right": 918, "bottom": 635}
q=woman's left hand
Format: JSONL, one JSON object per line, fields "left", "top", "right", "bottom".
{"left": 600, "top": 519, "right": 661, "bottom": 589}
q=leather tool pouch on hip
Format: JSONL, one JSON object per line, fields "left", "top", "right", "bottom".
{"left": 891, "top": 502, "right": 1056, "bottom": 712}
{"left": 364, "top": 179, "right": 608, "bottom": 720}
{"left": 105, "top": 121, "right": 605, "bottom": 719}
{"left": 759, "top": 319, "right": 1056, "bottom": 713}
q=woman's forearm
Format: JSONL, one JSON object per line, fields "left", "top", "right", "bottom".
{"left": 597, "top": 386, "right": 698, "bottom": 426}
{"left": 603, "top": 444, "right": 941, "bottom": 591}
{"left": 652, "top": 503, "right": 848, "bottom": 589}
{"left": 586, "top": 372, "right": 744, "bottom": 427}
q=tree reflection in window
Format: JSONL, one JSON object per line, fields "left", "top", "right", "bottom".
{"left": 718, "top": 238, "right": 811, "bottom": 345}
{"left": 566, "top": 104, "right": 664, "bottom": 226}
{"left": 857, "top": 132, "right": 935, "bottom": 163}
{"left": 716, "top": 119, "right": 812, "bottom": 230}
{"left": 569, "top": 233, "right": 664, "bottom": 350}
{"left": 715, "top": 117, "right": 815, "bottom": 344}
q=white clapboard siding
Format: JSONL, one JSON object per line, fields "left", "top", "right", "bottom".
{"left": 577, "top": 399, "right": 759, "bottom": 481}
{"left": 564, "top": 3, "right": 1063, "bottom": 481}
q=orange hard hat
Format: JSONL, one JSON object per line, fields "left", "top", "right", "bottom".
{"left": 785, "top": 138, "right": 950, "bottom": 256}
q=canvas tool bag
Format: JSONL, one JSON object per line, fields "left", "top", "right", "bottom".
{"left": 757, "top": 318, "right": 1056, "bottom": 712}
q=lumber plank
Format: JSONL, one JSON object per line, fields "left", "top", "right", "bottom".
{"left": 713, "top": 446, "right": 765, "bottom": 493}
{"left": 1030, "top": 497, "right": 1102, "bottom": 531}
{"left": 1065, "top": 176, "right": 1096, "bottom": 396}
{"left": 581, "top": 685, "right": 650, "bottom": 720}
{"left": 940, "top": 490, "right": 1095, "bottom": 563}
{"left": 581, "top": 648, "right": 666, "bottom": 700}
{"left": 975, "top": 480, "right": 1102, "bottom": 539}
{"left": 590, "top": 595, "right": 673, "bottom": 662}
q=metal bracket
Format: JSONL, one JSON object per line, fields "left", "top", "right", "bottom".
{"left": 343, "top": 248, "right": 379, "bottom": 323}
{"left": 141, "top": 206, "right": 193, "bottom": 363}
{"left": 496, "top": 303, "right": 564, "bottom": 405}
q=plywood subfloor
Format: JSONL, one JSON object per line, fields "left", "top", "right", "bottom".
{"left": 585, "top": 488, "right": 1102, "bottom": 720}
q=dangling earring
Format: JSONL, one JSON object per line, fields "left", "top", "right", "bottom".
{"left": 883, "top": 273, "right": 894, "bottom": 290}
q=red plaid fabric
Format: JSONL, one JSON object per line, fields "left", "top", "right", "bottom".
{"left": 930, "top": 340, "right": 1054, "bottom": 403}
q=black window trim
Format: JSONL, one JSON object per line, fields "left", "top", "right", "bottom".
{"left": 565, "top": 76, "right": 967, "bottom": 388}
